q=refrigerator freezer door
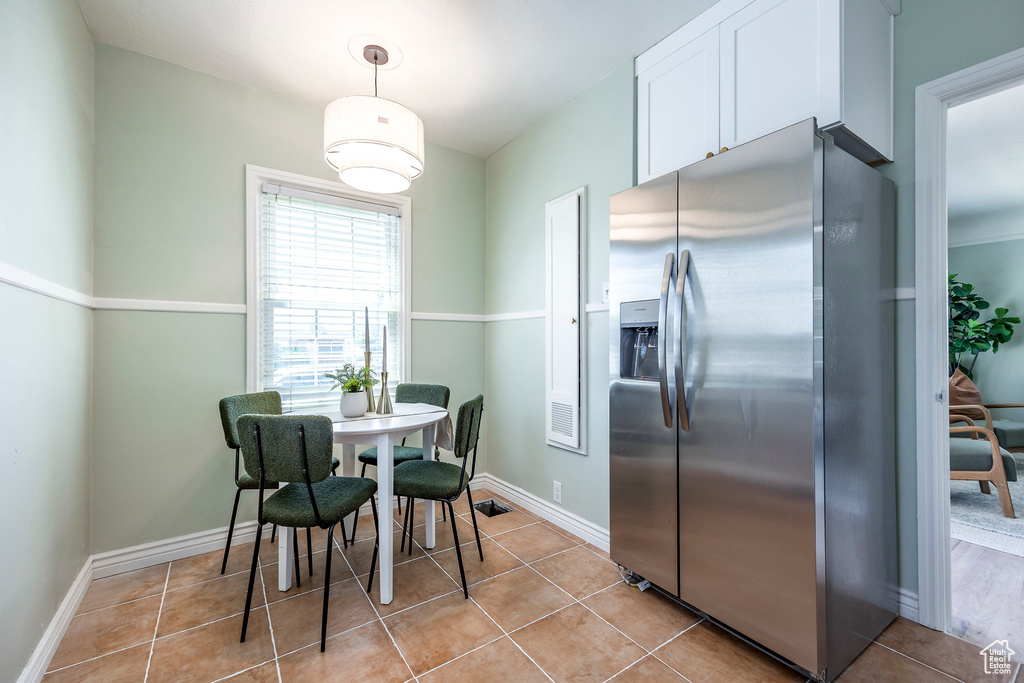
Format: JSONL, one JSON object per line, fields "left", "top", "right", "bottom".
{"left": 609, "top": 171, "right": 679, "bottom": 594}
{"left": 676, "top": 119, "right": 821, "bottom": 672}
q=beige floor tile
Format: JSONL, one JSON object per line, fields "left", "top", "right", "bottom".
{"left": 583, "top": 583, "right": 700, "bottom": 651}
{"left": 268, "top": 576, "right": 379, "bottom": 655}
{"left": 655, "top": 621, "right": 804, "bottom": 682}
{"left": 48, "top": 595, "right": 160, "bottom": 671}
{"left": 467, "top": 509, "right": 537, "bottom": 536}
{"left": 532, "top": 546, "right": 621, "bottom": 599}
{"left": 344, "top": 530, "right": 424, "bottom": 575}
{"left": 263, "top": 545, "right": 353, "bottom": 605}
{"left": 585, "top": 543, "right": 611, "bottom": 561}
{"left": 147, "top": 608, "right": 275, "bottom": 683}
{"left": 877, "top": 616, "right": 1015, "bottom": 682}
{"left": 363, "top": 555, "right": 461, "bottom": 617}
{"left": 611, "top": 655, "right": 687, "bottom": 681}
{"left": 383, "top": 591, "right": 504, "bottom": 676}
{"left": 541, "top": 521, "right": 585, "bottom": 545}
{"left": 277, "top": 621, "right": 411, "bottom": 682}
{"left": 419, "top": 636, "right": 549, "bottom": 682}
{"left": 406, "top": 516, "right": 480, "bottom": 555}
{"left": 837, "top": 643, "right": 961, "bottom": 682}
{"left": 221, "top": 661, "right": 280, "bottom": 681}
{"left": 491, "top": 523, "right": 578, "bottom": 563}
{"left": 157, "top": 570, "right": 264, "bottom": 638}
{"left": 167, "top": 547, "right": 255, "bottom": 591}
{"left": 42, "top": 643, "right": 150, "bottom": 683}
{"left": 78, "top": 565, "right": 168, "bottom": 614}
{"left": 395, "top": 500, "right": 448, "bottom": 527}
{"left": 472, "top": 566, "right": 574, "bottom": 632}
{"left": 431, "top": 538, "right": 524, "bottom": 587}
{"left": 511, "top": 603, "right": 646, "bottom": 683}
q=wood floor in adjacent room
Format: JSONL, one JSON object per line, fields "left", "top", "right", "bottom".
{"left": 951, "top": 538, "right": 1024, "bottom": 660}
{"left": 41, "top": 489, "right": 1019, "bottom": 682}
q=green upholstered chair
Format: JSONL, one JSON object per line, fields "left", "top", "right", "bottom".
{"left": 949, "top": 417, "right": 1017, "bottom": 518}
{"left": 394, "top": 394, "right": 484, "bottom": 598}
{"left": 237, "top": 414, "right": 379, "bottom": 652}
{"left": 218, "top": 391, "right": 341, "bottom": 575}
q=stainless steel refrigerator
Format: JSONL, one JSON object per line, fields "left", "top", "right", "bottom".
{"left": 609, "top": 119, "right": 896, "bottom": 682}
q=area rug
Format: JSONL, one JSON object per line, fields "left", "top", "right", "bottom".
{"left": 950, "top": 452, "right": 1024, "bottom": 557}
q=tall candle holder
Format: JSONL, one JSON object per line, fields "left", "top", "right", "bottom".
{"left": 378, "top": 372, "right": 394, "bottom": 414}
{"left": 363, "top": 351, "right": 376, "bottom": 413}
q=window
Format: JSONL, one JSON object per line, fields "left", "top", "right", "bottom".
{"left": 246, "top": 166, "right": 410, "bottom": 412}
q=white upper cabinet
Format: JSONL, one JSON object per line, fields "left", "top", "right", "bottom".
{"left": 638, "top": 27, "right": 720, "bottom": 181}
{"left": 636, "top": 0, "right": 896, "bottom": 182}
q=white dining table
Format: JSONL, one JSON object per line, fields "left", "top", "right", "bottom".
{"left": 276, "top": 403, "right": 452, "bottom": 605}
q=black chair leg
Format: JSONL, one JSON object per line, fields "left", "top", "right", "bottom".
{"left": 442, "top": 501, "right": 447, "bottom": 522}
{"left": 366, "top": 497, "right": 380, "bottom": 593}
{"left": 221, "top": 488, "right": 242, "bottom": 574}
{"left": 240, "top": 523, "right": 263, "bottom": 642}
{"left": 339, "top": 517, "right": 349, "bottom": 548}
{"left": 270, "top": 524, "right": 277, "bottom": 544}
{"left": 465, "top": 487, "right": 484, "bottom": 561}
{"left": 400, "top": 496, "right": 411, "bottom": 553}
{"left": 292, "top": 527, "right": 301, "bottom": 589}
{"left": 321, "top": 524, "right": 335, "bottom": 652}
{"left": 447, "top": 501, "right": 468, "bottom": 598}
{"left": 403, "top": 499, "right": 411, "bottom": 557}
{"left": 307, "top": 527, "right": 314, "bottom": 577}
{"left": 397, "top": 493, "right": 402, "bottom": 515}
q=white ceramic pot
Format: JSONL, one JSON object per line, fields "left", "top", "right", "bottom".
{"left": 340, "top": 390, "right": 368, "bottom": 418}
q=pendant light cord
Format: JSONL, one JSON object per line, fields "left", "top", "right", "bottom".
{"left": 374, "top": 54, "right": 378, "bottom": 97}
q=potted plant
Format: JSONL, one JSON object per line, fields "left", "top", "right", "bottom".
{"left": 323, "top": 364, "right": 378, "bottom": 417}
{"left": 948, "top": 273, "right": 1019, "bottom": 378}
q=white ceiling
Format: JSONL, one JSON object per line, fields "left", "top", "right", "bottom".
{"left": 947, "top": 82, "right": 1024, "bottom": 221}
{"left": 76, "top": 0, "right": 720, "bottom": 158}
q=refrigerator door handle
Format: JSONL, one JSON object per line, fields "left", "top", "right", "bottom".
{"left": 675, "top": 250, "right": 691, "bottom": 431}
{"left": 658, "top": 252, "right": 675, "bottom": 428}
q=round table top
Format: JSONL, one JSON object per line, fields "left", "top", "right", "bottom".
{"left": 324, "top": 403, "right": 449, "bottom": 438}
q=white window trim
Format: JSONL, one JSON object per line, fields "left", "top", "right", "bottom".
{"left": 244, "top": 164, "right": 412, "bottom": 396}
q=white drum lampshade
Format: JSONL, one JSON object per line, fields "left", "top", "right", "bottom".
{"left": 324, "top": 95, "right": 425, "bottom": 194}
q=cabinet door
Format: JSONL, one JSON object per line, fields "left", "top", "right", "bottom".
{"left": 638, "top": 27, "right": 719, "bottom": 183}
{"left": 719, "top": 0, "right": 841, "bottom": 148}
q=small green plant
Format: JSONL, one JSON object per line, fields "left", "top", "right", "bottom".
{"left": 949, "top": 273, "right": 1019, "bottom": 378}
{"left": 323, "top": 364, "right": 378, "bottom": 394}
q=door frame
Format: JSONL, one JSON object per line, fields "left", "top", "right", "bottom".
{"left": 915, "top": 46, "right": 1024, "bottom": 631}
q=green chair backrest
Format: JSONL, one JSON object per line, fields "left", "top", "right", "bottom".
{"left": 219, "top": 391, "right": 282, "bottom": 450}
{"left": 237, "top": 414, "right": 334, "bottom": 486}
{"left": 396, "top": 383, "right": 451, "bottom": 409}
{"left": 453, "top": 394, "right": 484, "bottom": 459}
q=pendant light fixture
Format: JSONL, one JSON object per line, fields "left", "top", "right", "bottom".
{"left": 323, "top": 44, "right": 425, "bottom": 194}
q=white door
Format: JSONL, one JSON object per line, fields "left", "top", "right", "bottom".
{"left": 545, "top": 190, "right": 584, "bottom": 451}
{"left": 638, "top": 27, "right": 720, "bottom": 182}
{"left": 719, "top": 0, "right": 841, "bottom": 148}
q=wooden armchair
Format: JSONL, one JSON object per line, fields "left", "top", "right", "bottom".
{"left": 948, "top": 411, "right": 1017, "bottom": 518}
{"left": 950, "top": 402, "right": 1024, "bottom": 454}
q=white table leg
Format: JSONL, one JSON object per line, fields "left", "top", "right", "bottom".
{"left": 341, "top": 443, "right": 357, "bottom": 540}
{"left": 278, "top": 485, "right": 293, "bottom": 591}
{"left": 377, "top": 432, "right": 394, "bottom": 604}
{"left": 422, "top": 426, "right": 436, "bottom": 549}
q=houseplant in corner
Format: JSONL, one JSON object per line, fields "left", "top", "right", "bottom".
{"left": 324, "top": 364, "right": 378, "bottom": 417}
{"left": 948, "top": 273, "right": 1019, "bottom": 378}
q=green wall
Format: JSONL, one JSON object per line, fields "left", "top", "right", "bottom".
{"left": 483, "top": 64, "right": 634, "bottom": 527}
{"left": 948, "top": 239, "right": 1024, "bottom": 403}
{"left": 881, "top": 0, "right": 1024, "bottom": 591}
{"left": 0, "top": 0, "right": 94, "bottom": 678}
{"left": 91, "top": 45, "right": 486, "bottom": 551}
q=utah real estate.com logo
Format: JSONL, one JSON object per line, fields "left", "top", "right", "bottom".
{"left": 980, "top": 640, "right": 1015, "bottom": 676}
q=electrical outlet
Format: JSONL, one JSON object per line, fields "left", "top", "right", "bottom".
{"left": 553, "top": 481, "right": 562, "bottom": 505}
{"left": 602, "top": 282, "right": 610, "bottom": 304}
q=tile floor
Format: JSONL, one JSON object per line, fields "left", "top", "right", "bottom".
{"left": 45, "top": 488, "right": 1021, "bottom": 682}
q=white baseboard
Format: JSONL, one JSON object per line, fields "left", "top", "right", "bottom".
{"left": 92, "top": 521, "right": 259, "bottom": 579}
{"left": 897, "top": 587, "right": 920, "bottom": 622}
{"left": 17, "top": 560, "right": 93, "bottom": 683}
{"left": 474, "top": 473, "right": 610, "bottom": 551}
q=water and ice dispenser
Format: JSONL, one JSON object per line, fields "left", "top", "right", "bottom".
{"left": 619, "top": 299, "right": 661, "bottom": 381}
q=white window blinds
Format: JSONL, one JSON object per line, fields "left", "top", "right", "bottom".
{"left": 259, "top": 183, "right": 403, "bottom": 412}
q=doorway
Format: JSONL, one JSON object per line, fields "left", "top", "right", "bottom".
{"left": 916, "top": 45, "right": 1024, "bottom": 636}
